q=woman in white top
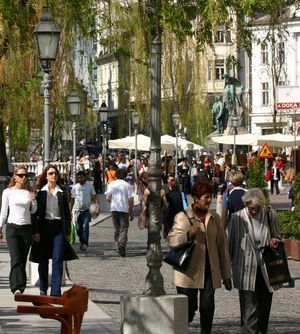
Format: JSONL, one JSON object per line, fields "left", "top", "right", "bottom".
{"left": 0, "top": 166, "right": 37, "bottom": 295}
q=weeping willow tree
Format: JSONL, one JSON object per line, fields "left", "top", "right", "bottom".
{"left": 0, "top": 0, "right": 98, "bottom": 174}
{"left": 99, "top": 0, "right": 298, "bottom": 143}
{"left": 1, "top": 0, "right": 298, "bottom": 175}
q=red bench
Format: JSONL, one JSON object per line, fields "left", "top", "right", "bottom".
{"left": 15, "top": 284, "right": 88, "bottom": 334}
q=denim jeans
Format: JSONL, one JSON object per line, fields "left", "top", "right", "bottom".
{"left": 38, "top": 220, "right": 65, "bottom": 297}
{"left": 111, "top": 211, "right": 129, "bottom": 248}
{"left": 75, "top": 209, "right": 91, "bottom": 246}
{"left": 6, "top": 223, "right": 32, "bottom": 293}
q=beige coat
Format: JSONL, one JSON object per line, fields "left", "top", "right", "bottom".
{"left": 166, "top": 206, "right": 231, "bottom": 289}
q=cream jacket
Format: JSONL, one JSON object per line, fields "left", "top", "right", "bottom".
{"left": 166, "top": 206, "right": 231, "bottom": 289}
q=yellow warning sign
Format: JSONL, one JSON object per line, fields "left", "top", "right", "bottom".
{"left": 258, "top": 143, "right": 273, "bottom": 159}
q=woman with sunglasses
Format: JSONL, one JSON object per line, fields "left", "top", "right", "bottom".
{"left": 0, "top": 166, "right": 37, "bottom": 295}
{"left": 227, "top": 188, "right": 281, "bottom": 334}
{"left": 31, "top": 165, "right": 71, "bottom": 297}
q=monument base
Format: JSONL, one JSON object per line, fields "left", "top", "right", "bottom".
{"left": 120, "top": 294, "right": 188, "bottom": 334}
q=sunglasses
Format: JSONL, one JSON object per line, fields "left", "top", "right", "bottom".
{"left": 47, "top": 172, "right": 58, "bottom": 176}
{"left": 16, "top": 174, "right": 28, "bottom": 178}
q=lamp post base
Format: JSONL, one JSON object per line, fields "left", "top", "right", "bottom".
{"left": 120, "top": 294, "right": 188, "bottom": 334}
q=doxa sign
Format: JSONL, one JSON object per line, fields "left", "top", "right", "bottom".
{"left": 277, "top": 102, "right": 300, "bottom": 109}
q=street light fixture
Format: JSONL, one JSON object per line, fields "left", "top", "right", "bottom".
{"left": 67, "top": 91, "right": 81, "bottom": 182}
{"left": 172, "top": 111, "right": 181, "bottom": 179}
{"left": 132, "top": 110, "right": 140, "bottom": 180}
{"left": 98, "top": 100, "right": 109, "bottom": 190}
{"left": 231, "top": 116, "right": 238, "bottom": 166}
{"left": 34, "top": 6, "right": 61, "bottom": 166}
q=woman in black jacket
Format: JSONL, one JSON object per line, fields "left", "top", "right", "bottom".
{"left": 32, "top": 165, "right": 71, "bottom": 297}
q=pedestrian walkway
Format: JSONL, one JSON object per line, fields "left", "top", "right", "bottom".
{"left": 0, "top": 213, "right": 119, "bottom": 334}
{"left": 0, "top": 194, "right": 299, "bottom": 333}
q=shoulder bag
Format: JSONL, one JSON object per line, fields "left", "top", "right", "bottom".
{"left": 163, "top": 212, "right": 195, "bottom": 270}
{"left": 261, "top": 210, "right": 292, "bottom": 286}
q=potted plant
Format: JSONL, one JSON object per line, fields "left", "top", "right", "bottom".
{"left": 278, "top": 211, "right": 293, "bottom": 257}
{"left": 278, "top": 174, "right": 300, "bottom": 261}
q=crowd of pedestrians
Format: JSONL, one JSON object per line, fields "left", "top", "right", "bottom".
{"left": 0, "top": 147, "right": 295, "bottom": 333}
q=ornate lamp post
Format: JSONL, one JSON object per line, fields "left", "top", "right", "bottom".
{"left": 132, "top": 110, "right": 140, "bottom": 180}
{"left": 143, "top": 0, "right": 165, "bottom": 297}
{"left": 98, "top": 101, "right": 109, "bottom": 190}
{"left": 67, "top": 91, "right": 81, "bottom": 182}
{"left": 172, "top": 111, "right": 181, "bottom": 179}
{"left": 34, "top": 6, "right": 61, "bottom": 166}
{"left": 231, "top": 116, "right": 238, "bottom": 165}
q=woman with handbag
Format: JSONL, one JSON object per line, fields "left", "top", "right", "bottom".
{"left": 31, "top": 165, "right": 74, "bottom": 297}
{"left": 0, "top": 166, "right": 37, "bottom": 295}
{"left": 166, "top": 180, "right": 232, "bottom": 333}
{"left": 227, "top": 188, "right": 281, "bottom": 334}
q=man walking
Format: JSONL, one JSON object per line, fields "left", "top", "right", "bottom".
{"left": 105, "top": 168, "right": 134, "bottom": 257}
{"left": 70, "top": 171, "right": 97, "bottom": 251}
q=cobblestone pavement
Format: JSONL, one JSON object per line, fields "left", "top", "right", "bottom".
{"left": 68, "top": 204, "right": 300, "bottom": 334}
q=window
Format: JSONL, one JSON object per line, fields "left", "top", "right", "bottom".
{"left": 278, "top": 42, "right": 285, "bottom": 64}
{"left": 215, "top": 25, "right": 225, "bottom": 43}
{"left": 261, "top": 44, "right": 268, "bottom": 65}
{"left": 208, "top": 61, "right": 213, "bottom": 81}
{"left": 215, "top": 59, "right": 225, "bottom": 80}
{"left": 262, "top": 82, "right": 269, "bottom": 106}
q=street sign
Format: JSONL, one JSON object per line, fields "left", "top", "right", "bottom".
{"left": 258, "top": 143, "right": 273, "bottom": 159}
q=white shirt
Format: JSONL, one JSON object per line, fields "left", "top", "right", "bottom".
{"left": 0, "top": 188, "right": 37, "bottom": 227}
{"left": 41, "top": 185, "right": 63, "bottom": 220}
{"left": 105, "top": 179, "right": 134, "bottom": 213}
{"left": 71, "top": 182, "right": 96, "bottom": 210}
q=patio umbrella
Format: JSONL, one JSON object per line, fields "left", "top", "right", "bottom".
{"left": 108, "top": 134, "right": 175, "bottom": 151}
{"left": 211, "top": 133, "right": 258, "bottom": 145}
{"left": 161, "top": 134, "right": 205, "bottom": 151}
{"left": 256, "top": 133, "right": 300, "bottom": 147}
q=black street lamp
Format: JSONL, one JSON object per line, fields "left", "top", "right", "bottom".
{"left": 143, "top": 0, "right": 165, "bottom": 297}
{"left": 172, "top": 111, "right": 181, "bottom": 179}
{"left": 67, "top": 91, "right": 81, "bottom": 182}
{"left": 98, "top": 101, "right": 109, "bottom": 190}
{"left": 34, "top": 6, "right": 61, "bottom": 166}
{"left": 132, "top": 110, "right": 140, "bottom": 181}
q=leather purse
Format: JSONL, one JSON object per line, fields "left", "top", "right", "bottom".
{"left": 163, "top": 212, "right": 195, "bottom": 270}
{"left": 163, "top": 241, "right": 195, "bottom": 270}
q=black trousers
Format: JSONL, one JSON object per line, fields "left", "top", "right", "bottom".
{"left": 6, "top": 223, "right": 33, "bottom": 293}
{"left": 177, "top": 267, "right": 215, "bottom": 334}
{"left": 239, "top": 266, "right": 273, "bottom": 334}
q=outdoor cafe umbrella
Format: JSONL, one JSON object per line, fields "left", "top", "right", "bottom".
{"left": 108, "top": 134, "right": 176, "bottom": 151}
{"left": 161, "top": 134, "right": 206, "bottom": 151}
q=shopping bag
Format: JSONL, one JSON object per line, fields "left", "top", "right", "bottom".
{"left": 261, "top": 241, "right": 292, "bottom": 286}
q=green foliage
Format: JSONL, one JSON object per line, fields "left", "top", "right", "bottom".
{"left": 278, "top": 173, "right": 300, "bottom": 240}
{"left": 247, "top": 158, "right": 269, "bottom": 203}
{"left": 278, "top": 211, "right": 300, "bottom": 240}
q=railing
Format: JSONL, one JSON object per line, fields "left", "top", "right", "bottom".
{"left": 11, "top": 161, "right": 71, "bottom": 177}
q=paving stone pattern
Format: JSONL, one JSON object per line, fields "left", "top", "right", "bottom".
{"left": 68, "top": 204, "right": 300, "bottom": 334}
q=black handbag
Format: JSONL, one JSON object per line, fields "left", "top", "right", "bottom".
{"left": 163, "top": 242, "right": 195, "bottom": 270}
{"left": 163, "top": 212, "right": 195, "bottom": 270}
{"left": 261, "top": 211, "right": 292, "bottom": 286}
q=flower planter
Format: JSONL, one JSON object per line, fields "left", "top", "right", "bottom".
{"left": 283, "top": 238, "right": 291, "bottom": 258}
{"left": 290, "top": 239, "right": 300, "bottom": 261}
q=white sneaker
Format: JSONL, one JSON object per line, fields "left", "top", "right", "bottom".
{"left": 14, "top": 290, "right": 22, "bottom": 295}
